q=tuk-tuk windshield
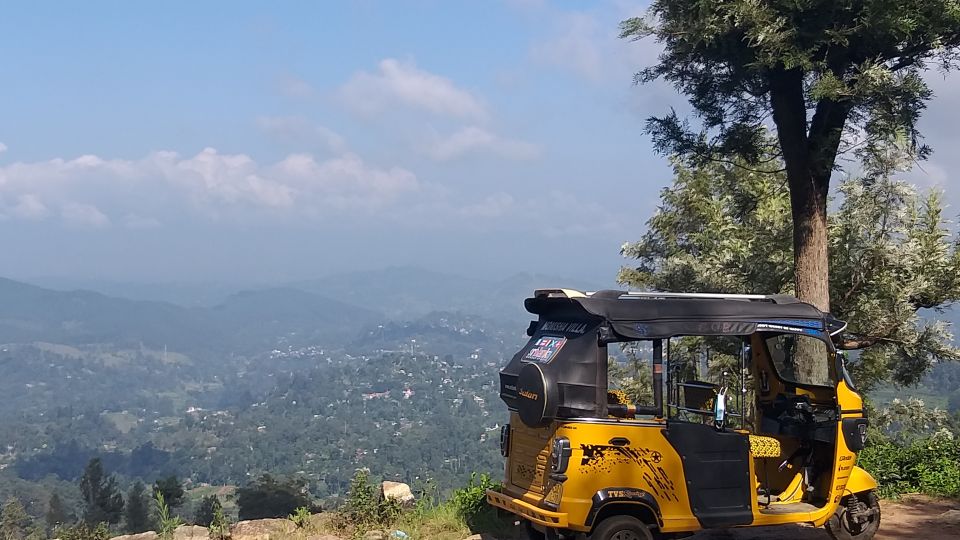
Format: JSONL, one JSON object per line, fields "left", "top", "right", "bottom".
{"left": 763, "top": 333, "right": 834, "bottom": 387}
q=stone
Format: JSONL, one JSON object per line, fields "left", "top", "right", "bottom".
{"left": 305, "top": 536, "right": 343, "bottom": 540}
{"left": 173, "top": 525, "right": 210, "bottom": 540}
{"left": 231, "top": 518, "right": 296, "bottom": 540}
{"left": 461, "top": 535, "right": 502, "bottom": 540}
{"left": 362, "top": 530, "right": 385, "bottom": 540}
{"left": 112, "top": 532, "right": 159, "bottom": 540}
{"left": 380, "top": 481, "right": 415, "bottom": 507}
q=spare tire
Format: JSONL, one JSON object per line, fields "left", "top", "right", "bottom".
{"left": 516, "top": 362, "right": 559, "bottom": 428}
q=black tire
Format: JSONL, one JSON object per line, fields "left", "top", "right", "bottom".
{"left": 523, "top": 520, "right": 546, "bottom": 540}
{"left": 825, "top": 490, "right": 881, "bottom": 540}
{"left": 590, "top": 515, "right": 655, "bottom": 540}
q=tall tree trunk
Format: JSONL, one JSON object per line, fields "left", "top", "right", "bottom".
{"left": 769, "top": 67, "right": 835, "bottom": 385}
{"left": 768, "top": 66, "right": 834, "bottom": 313}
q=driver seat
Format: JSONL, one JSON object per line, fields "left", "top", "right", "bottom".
{"left": 749, "top": 435, "right": 782, "bottom": 458}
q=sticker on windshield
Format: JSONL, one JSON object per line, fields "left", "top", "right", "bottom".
{"left": 524, "top": 336, "right": 567, "bottom": 364}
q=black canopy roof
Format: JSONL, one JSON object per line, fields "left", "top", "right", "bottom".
{"left": 524, "top": 289, "right": 842, "bottom": 340}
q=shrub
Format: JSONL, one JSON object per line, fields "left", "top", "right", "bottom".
{"left": 154, "top": 491, "right": 183, "bottom": 540}
{"left": 207, "top": 502, "right": 229, "bottom": 540}
{"left": 55, "top": 523, "right": 110, "bottom": 540}
{"left": 449, "top": 473, "right": 501, "bottom": 530}
{"left": 860, "top": 430, "right": 960, "bottom": 498}
{"left": 338, "top": 469, "right": 402, "bottom": 529}
{"left": 237, "top": 475, "right": 319, "bottom": 521}
{"left": 287, "top": 506, "right": 311, "bottom": 529}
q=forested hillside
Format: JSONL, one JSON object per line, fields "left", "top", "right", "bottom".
{"left": 0, "top": 274, "right": 527, "bottom": 520}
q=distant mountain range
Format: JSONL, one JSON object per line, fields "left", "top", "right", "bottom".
{"left": 0, "top": 278, "right": 381, "bottom": 353}
{"left": 290, "top": 266, "right": 611, "bottom": 320}
{"left": 0, "top": 268, "right": 612, "bottom": 354}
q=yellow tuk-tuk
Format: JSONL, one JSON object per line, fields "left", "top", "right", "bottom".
{"left": 486, "top": 289, "right": 879, "bottom": 540}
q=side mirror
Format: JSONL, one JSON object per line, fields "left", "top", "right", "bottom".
{"left": 714, "top": 386, "right": 728, "bottom": 430}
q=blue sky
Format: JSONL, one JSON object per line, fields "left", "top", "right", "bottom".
{"left": 0, "top": 1, "right": 957, "bottom": 286}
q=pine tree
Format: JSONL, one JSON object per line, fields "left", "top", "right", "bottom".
{"left": 124, "top": 482, "right": 151, "bottom": 533}
{"left": 1, "top": 498, "right": 30, "bottom": 540}
{"left": 192, "top": 496, "right": 220, "bottom": 528}
{"left": 45, "top": 493, "right": 70, "bottom": 532}
{"left": 151, "top": 477, "right": 184, "bottom": 510}
{"left": 79, "top": 458, "right": 124, "bottom": 525}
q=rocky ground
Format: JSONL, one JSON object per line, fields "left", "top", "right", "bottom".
{"left": 688, "top": 495, "right": 960, "bottom": 540}
{"left": 107, "top": 496, "right": 960, "bottom": 540}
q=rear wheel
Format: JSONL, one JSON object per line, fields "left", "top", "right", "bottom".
{"left": 523, "top": 520, "right": 546, "bottom": 540}
{"left": 590, "top": 515, "right": 654, "bottom": 540}
{"left": 825, "top": 490, "right": 881, "bottom": 540}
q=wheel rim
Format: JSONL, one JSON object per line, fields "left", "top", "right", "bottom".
{"left": 839, "top": 500, "right": 877, "bottom": 535}
{"left": 610, "top": 530, "right": 645, "bottom": 540}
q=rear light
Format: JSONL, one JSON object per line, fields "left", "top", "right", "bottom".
{"left": 550, "top": 437, "right": 571, "bottom": 474}
{"left": 500, "top": 424, "right": 510, "bottom": 457}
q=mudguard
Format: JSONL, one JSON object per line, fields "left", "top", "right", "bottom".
{"left": 846, "top": 466, "right": 878, "bottom": 494}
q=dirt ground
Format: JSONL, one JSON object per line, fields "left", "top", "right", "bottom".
{"left": 686, "top": 496, "right": 960, "bottom": 539}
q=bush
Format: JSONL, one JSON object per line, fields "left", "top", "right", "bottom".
{"left": 449, "top": 473, "right": 501, "bottom": 530}
{"left": 338, "top": 469, "right": 402, "bottom": 530}
{"left": 287, "top": 506, "right": 311, "bottom": 529}
{"left": 207, "top": 503, "right": 229, "bottom": 540}
{"left": 860, "top": 430, "right": 960, "bottom": 498}
{"left": 237, "top": 475, "right": 319, "bottom": 521}
{"left": 154, "top": 490, "right": 183, "bottom": 540}
{"left": 55, "top": 523, "right": 110, "bottom": 540}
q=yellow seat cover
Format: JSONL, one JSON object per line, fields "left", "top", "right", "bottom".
{"left": 749, "top": 435, "right": 782, "bottom": 458}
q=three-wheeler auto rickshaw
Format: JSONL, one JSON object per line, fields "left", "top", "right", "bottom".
{"left": 486, "top": 289, "right": 879, "bottom": 540}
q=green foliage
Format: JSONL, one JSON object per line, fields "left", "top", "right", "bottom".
{"left": 152, "top": 477, "right": 184, "bottom": 510}
{"left": 193, "top": 496, "right": 221, "bottom": 528}
{"left": 237, "top": 475, "right": 317, "bottom": 521}
{"left": 79, "top": 459, "right": 124, "bottom": 526}
{"left": 287, "top": 506, "right": 311, "bottom": 529}
{"left": 338, "top": 469, "right": 401, "bottom": 529}
{"left": 124, "top": 481, "right": 151, "bottom": 534}
{"left": 207, "top": 502, "right": 229, "bottom": 540}
{"left": 1, "top": 498, "right": 31, "bottom": 540}
{"left": 608, "top": 344, "right": 654, "bottom": 405}
{"left": 45, "top": 492, "right": 72, "bottom": 533}
{"left": 620, "top": 159, "right": 960, "bottom": 391}
{"left": 621, "top": 0, "right": 960, "bottom": 172}
{"left": 153, "top": 491, "right": 182, "bottom": 540}
{"left": 55, "top": 522, "right": 109, "bottom": 540}
{"left": 448, "top": 473, "right": 500, "bottom": 530}
{"left": 860, "top": 431, "right": 960, "bottom": 498}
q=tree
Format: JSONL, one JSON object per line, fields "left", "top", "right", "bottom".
{"left": 236, "top": 475, "right": 318, "bottom": 521}
{"left": 1, "top": 499, "right": 30, "bottom": 540}
{"left": 192, "top": 496, "right": 220, "bottom": 528}
{"left": 124, "top": 482, "right": 151, "bottom": 534}
{"left": 45, "top": 493, "right": 71, "bottom": 532}
{"left": 621, "top": 1, "right": 960, "bottom": 326}
{"left": 79, "top": 458, "right": 124, "bottom": 526}
{"left": 151, "top": 477, "right": 184, "bottom": 511}
{"left": 620, "top": 159, "right": 960, "bottom": 391}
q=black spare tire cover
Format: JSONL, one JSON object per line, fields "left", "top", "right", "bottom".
{"left": 516, "top": 362, "right": 559, "bottom": 428}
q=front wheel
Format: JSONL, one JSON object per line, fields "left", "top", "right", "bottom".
{"left": 590, "top": 515, "right": 654, "bottom": 540}
{"left": 825, "top": 490, "right": 881, "bottom": 540}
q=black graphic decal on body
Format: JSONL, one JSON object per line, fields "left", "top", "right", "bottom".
{"left": 580, "top": 444, "right": 678, "bottom": 502}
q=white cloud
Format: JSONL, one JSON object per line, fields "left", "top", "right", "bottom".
{"left": 276, "top": 74, "right": 316, "bottom": 99}
{"left": 426, "top": 126, "right": 540, "bottom": 161}
{"left": 0, "top": 142, "right": 7, "bottom": 154}
{"left": 339, "top": 58, "right": 488, "bottom": 121}
{"left": 257, "top": 116, "right": 347, "bottom": 153}
{"left": 525, "top": 3, "right": 660, "bottom": 84}
{"left": 61, "top": 202, "right": 110, "bottom": 228}
{"left": 0, "top": 148, "right": 421, "bottom": 226}
{"left": 10, "top": 194, "right": 48, "bottom": 220}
